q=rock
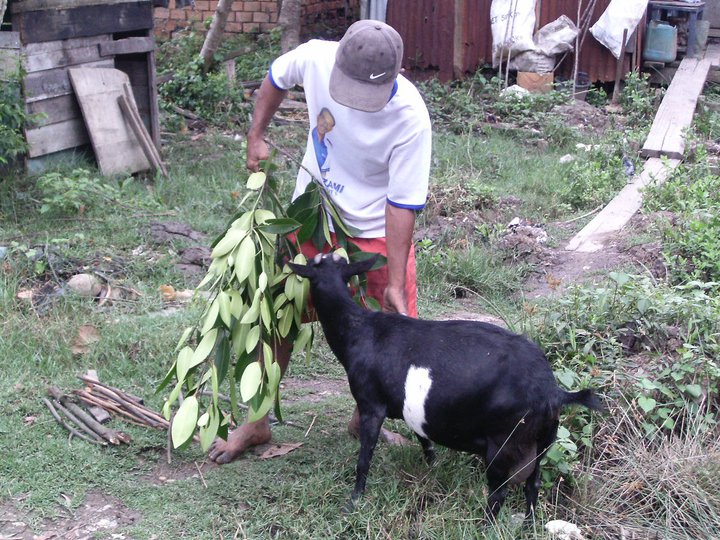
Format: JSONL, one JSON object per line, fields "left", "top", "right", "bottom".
{"left": 560, "top": 154, "right": 575, "bottom": 164}
{"left": 67, "top": 274, "right": 103, "bottom": 297}
{"left": 545, "top": 519, "right": 585, "bottom": 540}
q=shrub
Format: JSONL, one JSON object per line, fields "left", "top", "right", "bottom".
{"left": 0, "top": 71, "right": 29, "bottom": 165}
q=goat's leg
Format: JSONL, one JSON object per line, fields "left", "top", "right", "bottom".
{"left": 346, "top": 412, "right": 384, "bottom": 511}
{"left": 415, "top": 434, "right": 435, "bottom": 464}
{"left": 483, "top": 466, "right": 510, "bottom": 521}
{"left": 524, "top": 421, "right": 559, "bottom": 520}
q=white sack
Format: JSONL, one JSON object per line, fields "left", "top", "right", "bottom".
{"left": 491, "top": 0, "right": 537, "bottom": 66}
{"left": 590, "top": 0, "right": 649, "bottom": 59}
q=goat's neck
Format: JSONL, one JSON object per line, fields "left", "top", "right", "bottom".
{"left": 311, "top": 288, "right": 366, "bottom": 366}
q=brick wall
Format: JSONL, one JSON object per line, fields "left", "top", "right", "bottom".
{"left": 154, "top": 0, "right": 358, "bottom": 39}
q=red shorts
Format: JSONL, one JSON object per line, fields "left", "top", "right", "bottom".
{"left": 297, "top": 235, "right": 418, "bottom": 318}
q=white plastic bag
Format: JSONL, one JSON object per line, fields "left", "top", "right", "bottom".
{"left": 490, "top": 0, "right": 537, "bottom": 66}
{"left": 536, "top": 15, "right": 578, "bottom": 56}
{"left": 590, "top": 0, "right": 649, "bottom": 59}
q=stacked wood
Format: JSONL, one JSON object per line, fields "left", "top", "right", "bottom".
{"left": 9, "top": 0, "right": 159, "bottom": 170}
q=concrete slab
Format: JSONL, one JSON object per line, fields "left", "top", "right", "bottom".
{"left": 565, "top": 158, "right": 680, "bottom": 253}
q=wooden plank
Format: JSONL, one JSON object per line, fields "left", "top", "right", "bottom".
{"left": 641, "top": 57, "right": 712, "bottom": 159}
{"left": 23, "top": 59, "right": 114, "bottom": 103}
{"left": 11, "top": 0, "right": 141, "bottom": 13}
{"left": 26, "top": 94, "right": 83, "bottom": 127}
{"left": 24, "top": 36, "right": 111, "bottom": 73}
{"left": 0, "top": 32, "right": 21, "bottom": 48}
{"left": 69, "top": 67, "right": 151, "bottom": 176}
{"left": 25, "top": 118, "right": 89, "bottom": 157}
{"left": 14, "top": 2, "right": 153, "bottom": 43}
{"left": 566, "top": 158, "right": 681, "bottom": 253}
{"left": 100, "top": 37, "right": 155, "bottom": 57}
{"left": 0, "top": 32, "right": 21, "bottom": 79}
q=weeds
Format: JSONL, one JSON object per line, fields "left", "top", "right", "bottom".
{"left": 1, "top": 70, "right": 31, "bottom": 165}
{"left": 644, "top": 154, "right": 720, "bottom": 285}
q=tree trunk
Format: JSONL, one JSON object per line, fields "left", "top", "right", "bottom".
{"left": 277, "top": 0, "right": 301, "bottom": 53}
{"left": 200, "top": 0, "right": 236, "bottom": 72}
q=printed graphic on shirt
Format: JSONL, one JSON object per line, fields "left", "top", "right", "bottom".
{"left": 311, "top": 108, "right": 344, "bottom": 196}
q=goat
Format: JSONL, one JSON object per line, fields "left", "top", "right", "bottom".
{"left": 287, "top": 252, "right": 602, "bottom": 520}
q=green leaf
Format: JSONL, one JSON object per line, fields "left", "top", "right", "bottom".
{"left": 279, "top": 307, "right": 294, "bottom": 338}
{"left": 637, "top": 396, "right": 657, "bottom": 413}
{"left": 246, "top": 171, "right": 267, "bottom": 190}
{"left": 254, "top": 209, "right": 275, "bottom": 224}
{"left": 211, "top": 227, "right": 248, "bottom": 259}
{"left": 171, "top": 395, "right": 199, "bottom": 448}
{"left": 297, "top": 210, "right": 319, "bottom": 245}
{"left": 684, "top": 384, "right": 703, "bottom": 398}
{"left": 175, "top": 326, "right": 195, "bottom": 352}
{"left": 201, "top": 297, "right": 220, "bottom": 334}
{"left": 214, "top": 333, "right": 231, "bottom": 386}
{"left": 233, "top": 235, "right": 256, "bottom": 284}
{"left": 267, "top": 361, "right": 282, "bottom": 391}
{"left": 248, "top": 390, "right": 275, "bottom": 423}
{"left": 175, "top": 346, "right": 195, "bottom": 383}
{"left": 259, "top": 218, "right": 302, "bottom": 235}
{"left": 240, "top": 362, "right": 263, "bottom": 402}
{"left": 636, "top": 297, "right": 651, "bottom": 315}
{"left": 245, "top": 324, "right": 261, "bottom": 354}
{"left": 240, "top": 289, "right": 262, "bottom": 324}
{"left": 258, "top": 271, "right": 268, "bottom": 292}
{"left": 217, "top": 291, "right": 232, "bottom": 328}
{"left": 292, "top": 325, "right": 313, "bottom": 356}
{"left": 199, "top": 405, "right": 220, "bottom": 452}
{"left": 192, "top": 328, "right": 218, "bottom": 366}
{"left": 260, "top": 296, "right": 272, "bottom": 331}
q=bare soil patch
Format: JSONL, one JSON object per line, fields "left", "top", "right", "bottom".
{"left": 0, "top": 491, "right": 140, "bottom": 540}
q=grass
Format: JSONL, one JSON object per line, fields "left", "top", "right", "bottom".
{"left": 3, "top": 55, "right": 720, "bottom": 537}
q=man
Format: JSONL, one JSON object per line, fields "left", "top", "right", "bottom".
{"left": 209, "top": 19, "right": 432, "bottom": 464}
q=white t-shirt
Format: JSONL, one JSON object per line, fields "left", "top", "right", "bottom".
{"left": 268, "top": 39, "right": 432, "bottom": 238}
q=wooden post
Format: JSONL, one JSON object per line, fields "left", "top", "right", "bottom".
{"left": 611, "top": 28, "right": 629, "bottom": 105}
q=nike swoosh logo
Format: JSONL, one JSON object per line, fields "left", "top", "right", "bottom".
{"left": 369, "top": 72, "right": 386, "bottom": 80}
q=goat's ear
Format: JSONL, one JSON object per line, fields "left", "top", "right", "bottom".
{"left": 287, "top": 262, "right": 314, "bottom": 279}
{"left": 341, "top": 253, "right": 380, "bottom": 282}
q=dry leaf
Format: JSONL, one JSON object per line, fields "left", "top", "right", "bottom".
{"left": 23, "top": 415, "right": 38, "bottom": 426}
{"left": 71, "top": 325, "right": 101, "bottom": 355}
{"left": 258, "top": 442, "right": 303, "bottom": 459}
{"left": 159, "top": 284, "right": 176, "bottom": 301}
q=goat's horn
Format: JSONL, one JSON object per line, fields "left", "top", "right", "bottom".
{"left": 313, "top": 253, "right": 323, "bottom": 264}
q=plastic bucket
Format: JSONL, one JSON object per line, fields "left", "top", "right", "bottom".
{"left": 643, "top": 20, "right": 677, "bottom": 63}
{"left": 574, "top": 71, "right": 590, "bottom": 101}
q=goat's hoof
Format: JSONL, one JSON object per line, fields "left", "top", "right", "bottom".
{"left": 342, "top": 496, "right": 359, "bottom": 515}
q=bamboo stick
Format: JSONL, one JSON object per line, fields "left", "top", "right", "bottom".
{"left": 44, "top": 398, "right": 106, "bottom": 446}
{"left": 48, "top": 387, "right": 131, "bottom": 445}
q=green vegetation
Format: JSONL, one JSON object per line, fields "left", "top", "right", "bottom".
{"left": 0, "top": 69, "right": 30, "bottom": 165}
{"left": 1, "top": 27, "right": 719, "bottom": 539}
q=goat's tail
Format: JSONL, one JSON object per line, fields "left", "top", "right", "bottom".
{"left": 560, "top": 389, "right": 604, "bottom": 412}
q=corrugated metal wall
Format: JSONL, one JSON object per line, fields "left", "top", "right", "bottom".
{"left": 388, "top": 0, "right": 642, "bottom": 82}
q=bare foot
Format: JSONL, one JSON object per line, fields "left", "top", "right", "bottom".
{"left": 208, "top": 419, "right": 271, "bottom": 464}
{"left": 346, "top": 408, "right": 410, "bottom": 446}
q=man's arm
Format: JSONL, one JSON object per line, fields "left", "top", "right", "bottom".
{"left": 246, "top": 75, "right": 289, "bottom": 172}
{"left": 383, "top": 203, "right": 416, "bottom": 315}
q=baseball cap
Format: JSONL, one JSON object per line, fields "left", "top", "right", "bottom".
{"left": 329, "top": 20, "right": 403, "bottom": 112}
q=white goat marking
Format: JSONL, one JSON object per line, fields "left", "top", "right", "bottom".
{"left": 402, "top": 366, "right": 432, "bottom": 438}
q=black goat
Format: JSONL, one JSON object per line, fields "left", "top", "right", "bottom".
{"left": 288, "top": 253, "right": 602, "bottom": 520}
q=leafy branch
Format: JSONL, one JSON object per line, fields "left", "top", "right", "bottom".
{"left": 160, "top": 155, "right": 383, "bottom": 450}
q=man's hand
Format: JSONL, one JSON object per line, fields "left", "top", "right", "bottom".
{"left": 383, "top": 284, "right": 408, "bottom": 315}
{"left": 246, "top": 136, "right": 270, "bottom": 172}
{"left": 245, "top": 75, "right": 288, "bottom": 172}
